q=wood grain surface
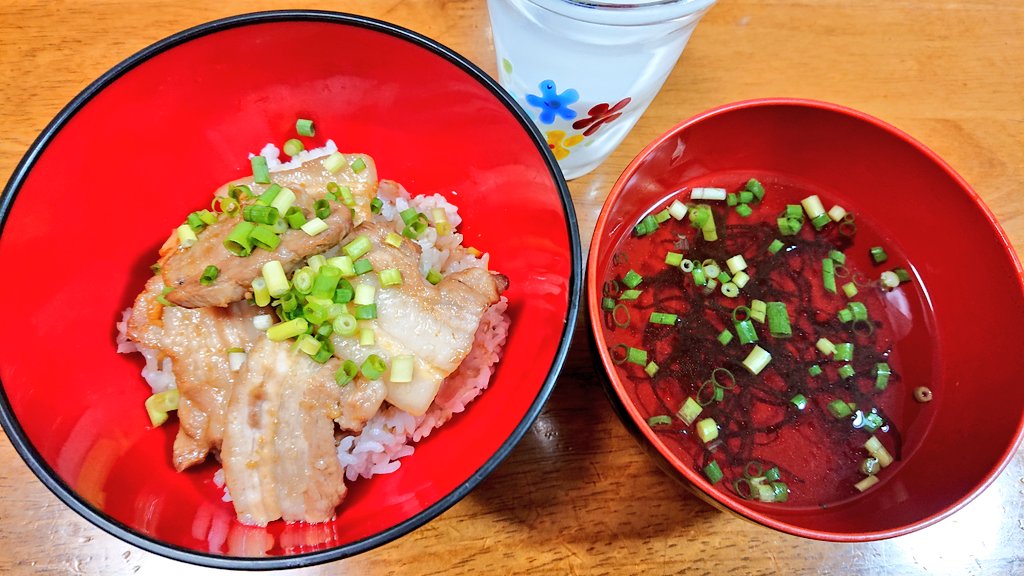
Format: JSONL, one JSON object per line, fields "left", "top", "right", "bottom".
{"left": 1, "top": 1, "right": 1023, "bottom": 574}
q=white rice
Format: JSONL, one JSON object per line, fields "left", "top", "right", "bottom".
{"left": 117, "top": 178, "right": 509, "bottom": 492}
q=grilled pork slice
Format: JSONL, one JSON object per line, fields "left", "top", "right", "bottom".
{"left": 126, "top": 276, "right": 264, "bottom": 470}
{"left": 330, "top": 222, "right": 506, "bottom": 416}
{"left": 220, "top": 338, "right": 348, "bottom": 526}
{"left": 160, "top": 153, "right": 378, "bottom": 309}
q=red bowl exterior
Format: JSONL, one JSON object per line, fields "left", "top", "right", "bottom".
{"left": 587, "top": 98, "right": 1024, "bottom": 541}
{"left": 0, "top": 11, "right": 581, "bottom": 569}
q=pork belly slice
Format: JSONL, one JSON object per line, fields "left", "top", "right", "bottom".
{"left": 160, "top": 153, "right": 378, "bottom": 309}
{"left": 126, "top": 276, "right": 264, "bottom": 470}
{"left": 330, "top": 222, "right": 506, "bottom": 416}
{"left": 220, "top": 338, "right": 350, "bottom": 526}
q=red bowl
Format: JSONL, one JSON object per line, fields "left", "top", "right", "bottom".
{"left": 0, "top": 11, "right": 581, "bottom": 569}
{"left": 587, "top": 98, "right": 1024, "bottom": 541}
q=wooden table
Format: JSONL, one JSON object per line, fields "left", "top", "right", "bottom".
{"left": 1, "top": 1, "right": 1022, "bottom": 574}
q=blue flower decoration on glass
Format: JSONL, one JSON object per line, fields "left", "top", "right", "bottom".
{"left": 526, "top": 80, "right": 579, "bottom": 125}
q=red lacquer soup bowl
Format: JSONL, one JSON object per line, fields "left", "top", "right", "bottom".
{"left": 0, "top": 11, "right": 581, "bottom": 569}
{"left": 587, "top": 98, "right": 1024, "bottom": 541}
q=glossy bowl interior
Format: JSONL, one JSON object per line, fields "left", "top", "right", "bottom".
{"left": 0, "top": 11, "right": 580, "bottom": 569}
{"left": 587, "top": 98, "right": 1024, "bottom": 541}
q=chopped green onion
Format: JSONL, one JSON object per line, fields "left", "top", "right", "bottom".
{"left": 270, "top": 187, "right": 296, "bottom": 215}
{"left": 384, "top": 232, "right": 405, "bottom": 248}
{"left": 311, "top": 265, "right": 342, "bottom": 299}
{"left": 816, "top": 337, "right": 836, "bottom": 356}
{"left": 353, "top": 283, "right": 376, "bottom": 306}
{"left": 285, "top": 206, "right": 307, "bottom": 229}
{"left": 250, "top": 224, "right": 281, "bottom": 251}
{"left": 717, "top": 329, "right": 733, "bottom": 345}
{"left": 283, "top": 138, "right": 304, "bottom": 156}
{"left": 827, "top": 399, "right": 853, "bottom": 419}
{"left": 855, "top": 475, "right": 880, "bottom": 492}
{"left": 808, "top": 364, "right": 822, "bottom": 377}
{"left": 370, "top": 197, "right": 383, "bottom": 214}
{"left": 734, "top": 319, "right": 758, "bottom": 345}
{"left": 626, "top": 347, "right": 647, "bottom": 366}
{"left": 649, "top": 312, "right": 677, "bottom": 326}
{"left": 379, "top": 268, "right": 403, "bottom": 287}
{"left": 344, "top": 235, "right": 372, "bottom": 259}
{"left": 256, "top": 183, "right": 282, "bottom": 206}
{"left": 199, "top": 265, "right": 219, "bottom": 286}
{"left": 224, "top": 221, "right": 255, "bottom": 256}
{"left": 251, "top": 155, "right": 270, "bottom": 184}
{"left": 266, "top": 317, "right": 308, "bottom": 341}
{"left": 644, "top": 361, "right": 659, "bottom": 377}
{"left": 354, "top": 303, "right": 377, "bottom": 320}
{"left": 847, "top": 301, "right": 869, "bottom": 321}
{"left": 767, "top": 239, "right": 785, "bottom": 254}
{"left": 176, "top": 224, "right": 198, "bottom": 248}
{"left": 243, "top": 204, "right": 279, "bottom": 225}
{"left": 360, "top": 354, "right": 387, "bottom": 380}
{"left": 426, "top": 269, "right": 443, "bottom": 285}
{"left": 742, "top": 345, "right": 772, "bottom": 375}
{"left": 294, "top": 333, "right": 322, "bottom": 356}
{"left": 842, "top": 281, "right": 858, "bottom": 298}
{"left": 652, "top": 209, "right": 670, "bottom": 224}
{"left": 863, "top": 412, "right": 884, "bottom": 433}
{"left": 766, "top": 302, "right": 792, "bottom": 338}
{"left": 292, "top": 268, "right": 314, "bottom": 294}
{"left": 229, "top": 184, "right": 252, "bottom": 201}
{"left": 745, "top": 178, "right": 765, "bottom": 200}
{"left": 351, "top": 157, "right": 367, "bottom": 173}
{"left": 870, "top": 246, "right": 888, "bottom": 264}
{"left": 703, "top": 460, "right": 724, "bottom": 484}
{"left": 833, "top": 342, "right": 853, "bottom": 362}
{"left": 329, "top": 255, "right": 355, "bottom": 278}
{"left": 634, "top": 214, "right": 658, "bottom": 236}
{"left": 676, "top": 397, "right": 703, "bottom": 426}
{"left": 333, "top": 313, "right": 358, "bottom": 336}
{"left": 822, "top": 258, "right": 836, "bottom": 294}
{"left": 335, "top": 359, "right": 358, "bottom": 386}
{"left": 647, "top": 415, "right": 672, "bottom": 427}
{"left": 619, "top": 289, "right": 641, "bottom": 301}
{"left": 353, "top": 258, "right": 373, "bottom": 275}
{"left": 622, "top": 270, "right": 643, "bottom": 289}
{"left": 301, "top": 217, "right": 329, "bottom": 236}
{"left": 732, "top": 271, "right": 750, "bottom": 289}
{"left": 874, "top": 362, "right": 892, "bottom": 390}
{"left": 308, "top": 254, "right": 326, "bottom": 273}
{"left": 359, "top": 327, "right": 375, "bottom": 346}
{"left": 691, "top": 267, "right": 707, "bottom": 287}
{"left": 790, "top": 394, "right": 807, "bottom": 410}
{"left": 750, "top": 299, "right": 767, "bottom": 323}
{"left": 893, "top": 268, "right": 911, "bottom": 283}
{"left": 828, "top": 249, "right": 846, "bottom": 265}
{"left": 864, "top": 435, "right": 894, "bottom": 467}
{"left": 251, "top": 277, "right": 271, "bottom": 307}
{"left": 735, "top": 203, "right": 753, "bottom": 218}
{"left": 389, "top": 354, "right": 415, "bottom": 383}
{"left": 314, "top": 198, "right": 331, "bottom": 219}
{"left": 838, "top": 364, "right": 855, "bottom": 379}
{"left": 727, "top": 192, "right": 738, "bottom": 206}
{"left": 145, "top": 388, "right": 180, "bottom": 427}
{"left": 665, "top": 252, "right": 683, "bottom": 266}
{"left": 695, "top": 418, "right": 719, "bottom": 443}
{"left": 668, "top": 200, "right": 688, "bottom": 220}
{"left": 262, "top": 260, "right": 290, "bottom": 297}
{"left": 323, "top": 152, "right": 347, "bottom": 174}
{"left": 186, "top": 211, "right": 207, "bottom": 232}
{"left": 738, "top": 190, "right": 754, "bottom": 204}
{"left": 296, "top": 118, "right": 315, "bottom": 137}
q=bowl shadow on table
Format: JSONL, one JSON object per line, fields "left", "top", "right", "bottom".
{"left": 464, "top": 318, "right": 726, "bottom": 546}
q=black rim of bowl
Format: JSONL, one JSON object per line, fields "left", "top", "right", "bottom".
{"left": 0, "top": 9, "right": 581, "bottom": 570}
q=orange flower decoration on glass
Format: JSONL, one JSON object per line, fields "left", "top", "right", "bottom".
{"left": 546, "top": 130, "right": 584, "bottom": 160}
{"left": 572, "top": 97, "right": 632, "bottom": 137}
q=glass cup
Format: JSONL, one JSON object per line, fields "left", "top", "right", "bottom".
{"left": 486, "top": 0, "right": 716, "bottom": 179}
